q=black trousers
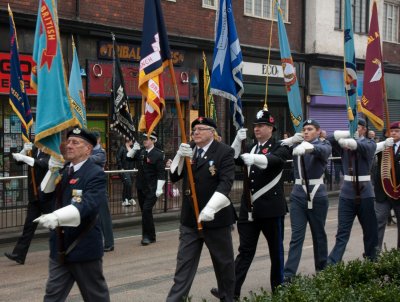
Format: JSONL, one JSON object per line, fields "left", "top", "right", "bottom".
{"left": 13, "top": 199, "right": 52, "bottom": 262}
{"left": 235, "top": 216, "right": 285, "bottom": 294}
{"left": 137, "top": 188, "right": 157, "bottom": 240}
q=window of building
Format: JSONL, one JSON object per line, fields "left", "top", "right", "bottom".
{"left": 203, "top": 0, "right": 217, "bottom": 9}
{"left": 334, "top": 0, "right": 370, "bottom": 34}
{"left": 383, "top": 1, "right": 399, "bottom": 43}
{"left": 244, "top": 0, "right": 288, "bottom": 21}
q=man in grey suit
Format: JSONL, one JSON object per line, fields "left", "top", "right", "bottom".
{"left": 166, "top": 117, "right": 236, "bottom": 302}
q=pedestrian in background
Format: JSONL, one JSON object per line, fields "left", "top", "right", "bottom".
{"left": 167, "top": 117, "right": 236, "bottom": 302}
{"left": 4, "top": 143, "right": 51, "bottom": 265}
{"left": 282, "top": 119, "right": 332, "bottom": 281}
{"left": 116, "top": 137, "right": 139, "bottom": 206}
{"left": 91, "top": 131, "right": 114, "bottom": 252}
{"left": 34, "top": 127, "right": 110, "bottom": 302}
{"left": 133, "top": 131, "right": 165, "bottom": 246}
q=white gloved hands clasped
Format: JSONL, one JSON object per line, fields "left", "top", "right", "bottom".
{"left": 198, "top": 192, "right": 230, "bottom": 222}
{"left": 281, "top": 132, "right": 304, "bottom": 147}
{"left": 231, "top": 128, "right": 248, "bottom": 158}
{"left": 156, "top": 180, "right": 166, "bottom": 197}
{"left": 338, "top": 138, "right": 357, "bottom": 150}
{"left": 20, "top": 142, "right": 33, "bottom": 155}
{"left": 127, "top": 142, "right": 141, "bottom": 158}
{"left": 12, "top": 153, "right": 35, "bottom": 166}
{"left": 240, "top": 153, "right": 268, "bottom": 169}
{"left": 33, "top": 205, "right": 80, "bottom": 230}
{"left": 49, "top": 156, "right": 64, "bottom": 172}
{"left": 293, "top": 141, "right": 314, "bottom": 156}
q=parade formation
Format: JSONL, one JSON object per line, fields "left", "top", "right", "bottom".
{"left": 1, "top": 0, "right": 400, "bottom": 301}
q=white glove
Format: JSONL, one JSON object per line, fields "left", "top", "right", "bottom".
{"left": 338, "top": 138, "right": 357, "bottom": 150}
{"left": 127, "top": 142, "right": 141, "bottom": 158}
{"left": 177, "top": 143, "right": 193, "bottom": 157}
{"left": 171, "top": 143, "right": 192, "bottom": 175}
{"left": 198, "top": 192, "right": 230, "bottom": 222}
{"left": 334, "top": 130, "right": 350, "bottom": 141}
{"left": 301, "top": 141, "right": 314, "bottom": 153}
{"left": 240, "top": 153, "right": 268, "bottom": 169}
{"left": 20, "top": 142, "right": 33, "bottom": 155}
{"left": 49, "top": 156, "right": 64, "bottom": 172}
{"left": 231, "top": 128, "right": 248, "bottom": 158}
{"left": 156, "top": 180, "right": 166, "bottom": 197}
{"left": 293, "top": 141, "right": 314, "bottom": 156}
{"left": 281, "top": 132, "right": 304, "bottom": 147}
{"left": 34, "top": 205, "right": 80, "bottom": 230}
{"left": 375, "top": 137, "right": 395, "bottom": 154}
{"left": 12, "top": 153, "right": 35, "bottom": 166}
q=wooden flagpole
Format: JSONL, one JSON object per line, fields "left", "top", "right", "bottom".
{"left": 167, "top": 60, "right": 203, "bottom": 233}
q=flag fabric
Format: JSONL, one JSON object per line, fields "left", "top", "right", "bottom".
{"left": 275, "top": 2, "right": 303, "bottom": 133}
{"left": 110, "top": 35, "right": 136, "bottom": 140}
{"left": 344, "top": 0, "right": 358, "bottom": 137}
{"left": 69, "top": 37, "right": 87, "bottom": 128}
{"left": 360, "top": 1, "right": 384, "bottom": 130}
{"left": 210, "top": 0, "right": 244, "bottom": 130}
{"left": 8, "top": 5, "right": 33, "bottom": 143}
{"left": 138, "top": 0, "right": 171, "bottom": 137}
{"left": 31, "top": 0, "right": 77, "bottom": 159}
{"left": 203, "top": 52, "right": 217, "bottom": 122}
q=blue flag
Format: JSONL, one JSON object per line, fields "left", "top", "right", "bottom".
{"left": 31, "top": 0, "right": 77, "bottom": 159}
{"left": 69, "top": 38, "right": 87, "bottom": 128}
{"left": 210, "top": 0, "right": 244, "bottom": 130}
{"left": 8, "top": 5, "right": 33, "bottom": 143}
{"left": 275, "top": 2, "right": 303, "bottom": 133}
{"left": 344, "top": 0, "right": 358, "bottom": 137}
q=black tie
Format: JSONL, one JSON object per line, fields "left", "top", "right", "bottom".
{"left": 197, "top": 148, "right": 204, "bottom": 160}
{"left": 68, "top": 166, "right": 74, "bottom": 177}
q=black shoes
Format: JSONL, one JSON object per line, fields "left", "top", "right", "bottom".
{"left": 141, "top": 238, "right": 156, "bottom": 246}
{"left": 210, "top": 288, "right": 221, "bottom": 299}
{"left": 4, "top": 252, "right": 24, "bottom": 265}
{"left": 104, "top": 246, "right": 114, "bottom": 252}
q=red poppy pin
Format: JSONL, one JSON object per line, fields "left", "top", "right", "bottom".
{"left": 146, "top": 158, "right": 151, "bottom": 163}
{"left": 262, "top": 148, "right": 268, "bottom": 154}
{"left": 69, "top": 178, "right": 79, "bottom": 185}
{"left": 269, "top": 117, "right": 274, "bottom": 123}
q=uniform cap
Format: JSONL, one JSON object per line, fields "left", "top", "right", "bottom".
{"left": 390, "top": 121, "right": 400, "bottom": 129}
{"left": 67, "top": 127, "right": 97, "bottom": 147}
{"left": 358, "top": 118, "right": 367, "bottom": 127}
{"left": 143, "top": 131, "right": 158, "bottom": 140}
{"left": 191, "top": 117, "right": 217, "bottom": 129}
{"left": 303, "top": 119, "right": 320, "bottom": 129}
{"left": 253, "top": 109, "right": 276, "bottom": 131}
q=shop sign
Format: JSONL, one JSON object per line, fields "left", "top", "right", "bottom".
{"left": 98, "top": 41, "right": 185, "bottom": 66}
{"left": 87, "top": 60, "right": 189, "bottom": 99}
{"left": 243, "top": 61, "right": 284, "bottom": 78}
{"left": 0, "top": 52, "right": 37, "bottom": 95}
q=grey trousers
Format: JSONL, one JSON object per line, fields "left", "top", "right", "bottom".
{"left": 167, "top": 225, "right": 235, "bottom": 302}
{"left": 375, "top": 198, "right": 400, "bottom": 250}
{"left": 44, "top": 258, "right": 110, "bottom": 302}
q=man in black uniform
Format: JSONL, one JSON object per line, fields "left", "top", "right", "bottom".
{"left": 212, "top": 108, "right": 291, "bottom": 299}
{"left": 167, "top": 117, "right": 236, "bottom": 302}
{"left": 4, "top": 143, "right": 51, "bottom": 264}
{"left": 131, "top": 131, "right": 165, "bottom": 245}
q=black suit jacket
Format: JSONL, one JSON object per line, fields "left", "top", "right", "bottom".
{"left": 170, "top": 140, "right": 236, "bottom": 229}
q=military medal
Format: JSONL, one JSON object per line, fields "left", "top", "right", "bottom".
{"left": 72, "top": 189, "right": 83, "bottom": 203}
{"left": 209, "top": 161, "right": 216, "bottom": 176}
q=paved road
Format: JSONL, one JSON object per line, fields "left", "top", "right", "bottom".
{"left": 0, "top": 198, "right": 398, "bottom": 302}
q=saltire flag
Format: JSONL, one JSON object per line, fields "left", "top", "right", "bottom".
{"left": 344, "top": 0, "right": 358, "bottom": 137}
{"left": 110, "top": 34, "right": 136, "bottom": 140}
{"left": 203, "top": 52, "right": 217, "bottom": 122}
{"left": 31, "top": 0, "right": 77, "bottom": 160}
{"left": 210, "top": 0, "right": 244, "bottom": 130}
{"left": 8, "top": 5, "right": 33, "bottom": 143}
{"left": 275, "top": 1, "right": 303, "bottom": 133}
{"left": 360, "top": 1, "right": 384, "bottom": 130}
{"left": 69, "top": 36, "right": 87, "bottom": 128}
{"left": 138, "top": 0, "right": 170, "bottom": 137}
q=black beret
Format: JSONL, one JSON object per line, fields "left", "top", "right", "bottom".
{"left": 253, "top": 109, "right": 276, "bottom": 131}
{"left": 67, "top": 127, "right": 97, "bottom": 147}
{"left": 143, "top": 131, "right": 158, "bottom": 140}
{"left": 358, "top": 118, "right": 366, "bottom": 127}
{"left": 191, "top": 117, "right": 217, "bottom": 129}
{"left": 303, "top": 119, "right": 320, "bottom": 129}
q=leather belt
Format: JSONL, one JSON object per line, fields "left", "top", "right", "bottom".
{"left": 344, "top": 175, "right": 370, "bottom": 182}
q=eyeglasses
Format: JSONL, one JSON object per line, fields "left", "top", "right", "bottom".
{"left": 192, "top": 127, "right": 213, "bottom": 132}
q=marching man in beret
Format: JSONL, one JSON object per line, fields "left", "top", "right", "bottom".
{"left": 34, "top": 127, "right": 110, "bottom": 301}
{"left": 327, "top": 118, "right": 378, "bottom": 264}
{"left": 374, "top": 121, "right": 399, "bottom": 251}
{"left": 167, "top": 117, "right": 236, "bottom": 302}
{"left": 282, "top": 119, "right": 332, "bottom": 281}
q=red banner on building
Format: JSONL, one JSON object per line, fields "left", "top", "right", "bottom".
{"left": 87, "top": 60, "right": 190, "bottom": 100}
{"left": 0, "top": 52, "right": 37, "bottom": 95}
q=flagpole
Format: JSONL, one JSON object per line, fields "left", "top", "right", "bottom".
{"left": 167, "top": 60, "right": 203, "bottom": 233}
